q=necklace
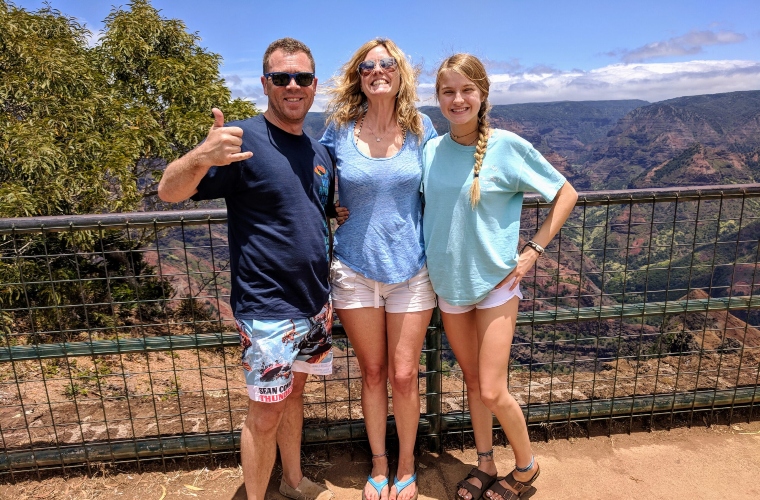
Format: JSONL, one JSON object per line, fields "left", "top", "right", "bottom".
{"left": 451, "top": 132, "right": 478, "bottom": 146}
{"left": 450, "top": 128, "right": 478, "bottom": 140}
{"left": 365, "top": 113, "right": 395, "bottom": 142}
{"left": 355, "top": 113, "right": 366, "bottom": 143}
{"left": 355, "top": 112, "right": 405, "bottom": 147}
{"left": 366, "top": 121, "right": 389, "bottom": 142}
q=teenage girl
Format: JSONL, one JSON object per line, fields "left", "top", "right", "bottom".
{"left": 421, "top": 53, "right": 578, "bottom": 500}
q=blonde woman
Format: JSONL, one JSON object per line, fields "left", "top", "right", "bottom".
{"left": 422, "top": 54, "right": 578, "bottom": 500}
{"left": 320, "top": 38, "right": 437, "bottom": 500}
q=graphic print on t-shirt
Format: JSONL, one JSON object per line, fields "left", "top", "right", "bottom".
{"left": 315, "top": 163, "right": 332, "bottom": 262}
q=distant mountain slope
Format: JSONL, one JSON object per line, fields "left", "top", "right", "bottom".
{"left": 302, "top": 91, "right": 760, "bottom": 192}
{"left": 303, "top": 113, "right": 329, "bottom": 141}
{"left": 303, "top": 100, "right": 647, "bottom": 157}
{"left": 583, "top": 90, "right": 760, "bottom": 189}
{"left": 421, "top": 100, "right": 647, "bottom": 159}
{"left": 629, "top": 143, "right": 756, "bottom": 188}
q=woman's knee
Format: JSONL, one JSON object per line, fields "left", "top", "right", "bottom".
{"left": 461, "top": 369, "right": 481, "bottom": 394}
{"left": 361, "top": 364, "right": 388, "bottom": 389}
{"left": 389, "top": 367, "right": 419, "bottom": 395}
{"left": 478, "top": 383, "right": 512, "bottom": 410}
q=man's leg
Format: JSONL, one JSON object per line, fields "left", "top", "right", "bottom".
{"left": 276, "top": 304, "right": 334, "bottom": 500}
{"left": 241, "top": 397, "right": 288, "bottom": 500}
{"left": 278, "top": 372, "right": 307, "bottom": 488}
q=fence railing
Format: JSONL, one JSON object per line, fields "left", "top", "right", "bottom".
{"left": 1, "top": 184, "right": 759, "bottom": 475}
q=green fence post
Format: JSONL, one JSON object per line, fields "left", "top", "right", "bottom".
{"left": 425, "top": 308, "right": 443, "bottom": 452}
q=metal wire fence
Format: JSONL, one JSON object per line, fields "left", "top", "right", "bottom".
{"left": 1, "top": 184, "right": 759, "bottom": 476}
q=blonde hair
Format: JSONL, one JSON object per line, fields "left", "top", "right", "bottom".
{"left": 325, "top": 38, "right": 423, "bottom": 140}
{"left": 435, "top": 54, "right": 491, "bottom": 208}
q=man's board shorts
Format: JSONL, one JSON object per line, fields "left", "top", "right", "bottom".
{"left": 235, "top": 302, "right": 333, "bottom": 403}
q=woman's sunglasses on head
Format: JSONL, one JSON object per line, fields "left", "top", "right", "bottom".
{"left": 264, "top": 72, "right": 315, "bottom": 87}
{"left": 358, "top": 57, "right": 397, "bottom": 76}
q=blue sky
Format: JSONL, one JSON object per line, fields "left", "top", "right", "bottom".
{"left": 14, "top": 0, "right": 760, "bottom": 111}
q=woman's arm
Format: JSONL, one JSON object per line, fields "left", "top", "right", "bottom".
{"left": 502, "top": 181, "right": 579, "bottom": 290}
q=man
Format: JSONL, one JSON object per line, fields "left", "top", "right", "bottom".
{"left": 158, "top": 38, "right": 334, "bottom": 500}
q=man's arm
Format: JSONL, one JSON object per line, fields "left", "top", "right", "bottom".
{"left": 157, "top": 108, "right": 253, "bottom": 203}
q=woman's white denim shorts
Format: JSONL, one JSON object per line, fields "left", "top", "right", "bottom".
{"left": 330, "top": 259, "right": 436, "bottom": 313}
{"left": 437, "top": 278, "right": 523, "bottom": 314}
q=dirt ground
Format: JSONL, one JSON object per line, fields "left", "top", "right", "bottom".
{"left": 2, "top": 341, "right": 758, "bottom": 453}
{"left": 1, "top": 418, "right": 758, "bottom": 500}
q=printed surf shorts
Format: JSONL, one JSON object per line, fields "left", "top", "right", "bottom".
{"left": 235, "top": 302, "right": 333, "bottom": 403}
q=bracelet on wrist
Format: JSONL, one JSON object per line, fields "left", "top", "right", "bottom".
{"left": 523, "top": 240, "right": 545, "bottom": 256}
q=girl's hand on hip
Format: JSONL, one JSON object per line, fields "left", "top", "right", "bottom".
{"left": 499, "top": 247, "right": 540, "bottom": 291}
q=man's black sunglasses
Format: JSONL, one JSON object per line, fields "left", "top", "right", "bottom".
{"left": 264, "top": 72, "right": 315, "bottom": 87}
{"left": 357, "top": 57, "right": 397, "bottom": 76}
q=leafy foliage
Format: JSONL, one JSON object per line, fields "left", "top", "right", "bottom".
{"left": 0, "top": 0, "right": 257, "bottom": 218}
{"left": 1, "top": 0, "right": 256, "bottom": 341}
{"left": 0, "top": 1, "right": 136, "bottom": 217}
{"left": 96, "top": 0, "right": 257, "bottom": 208}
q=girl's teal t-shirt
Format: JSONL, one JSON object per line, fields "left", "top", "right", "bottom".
{"left": 422, "top": 130, "right": 566, "bottom": 305}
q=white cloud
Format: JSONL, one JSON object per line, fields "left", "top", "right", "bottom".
{"left": 418, "top": 60, "right": 760, "bottom": 106}
{"left": 222, "top": 73, "right": 264, "bottom": 107}
{"left": 608, "top": 30, "right": 747, "bottom": 63}
{"left": 227, "top": 60, "right": 760, "bottom": 112}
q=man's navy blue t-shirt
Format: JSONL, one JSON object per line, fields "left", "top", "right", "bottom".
{"left": 192, "top": 114, "right": 334, "bottom": 320}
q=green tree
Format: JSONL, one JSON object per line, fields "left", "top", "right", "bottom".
{"left": 97, "top": 0, "right": 256, "bottom": 208}
{"left": 0, "top": 0, "right": 255, "bottom": 341}
{"left": 0, "top": 0, "right": 257, "bottom": 218}
{"left": 0, "top": 0, "right": 135, "bottom": 217}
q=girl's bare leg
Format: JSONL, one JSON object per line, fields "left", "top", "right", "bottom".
{"left": 475, "top": 298, "right": 538, "bottom": 500}
{"left": 442, "top": 310, "right": 498, "bottom": 500}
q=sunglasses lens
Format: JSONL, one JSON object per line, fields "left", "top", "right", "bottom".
{"left": 295, "top": 73, "right": 314, "bottom": 86}
{"left": 268, "top": 72, "right": 314, "bottom": 86}
{"left": 358, "top": 58, "right": 397, "bottom": 75}
{"left": 380, "top": 58, "right": 396, "bottom": 70}
{"left": 270, "top": 73, "right": 290, "bottom": 86}
{"left": 358, "top": 61, "right": 375, "bottom": 74}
